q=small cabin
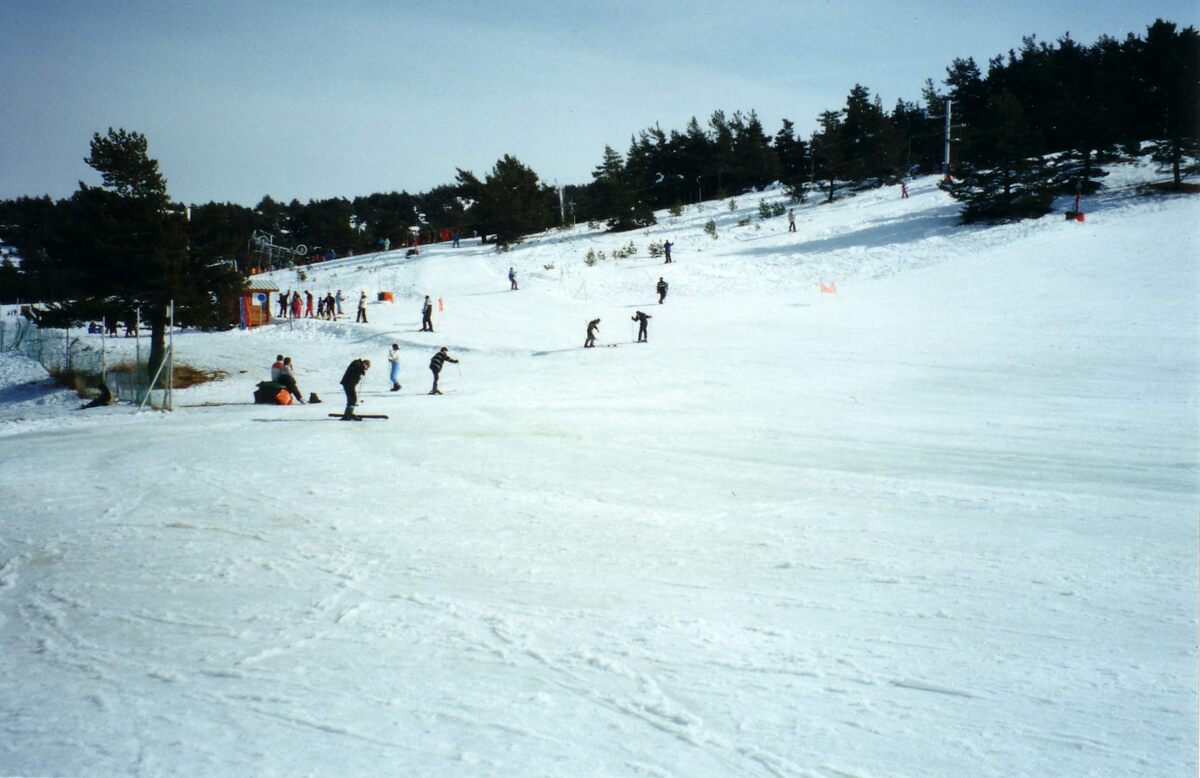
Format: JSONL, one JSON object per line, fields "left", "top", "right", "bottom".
{"left": 238, "top": 276, "right": 278, "bottom": 329}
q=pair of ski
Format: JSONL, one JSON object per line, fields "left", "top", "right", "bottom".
{"left": 328, "top": 413, "right": 389, "bottom": 421}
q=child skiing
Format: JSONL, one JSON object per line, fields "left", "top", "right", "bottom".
{"left": 509, "top": 267, "right": 518, "bottom": 290}
{"left": 585, "top": 318, "right": 600, "bottom": 348}
{"left": 657, "top": 277, "right": 668, "bottom": 304}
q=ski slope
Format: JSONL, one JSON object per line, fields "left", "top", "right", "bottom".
{"left": 0, "top": 165, "right": 1197, "bottom": 777}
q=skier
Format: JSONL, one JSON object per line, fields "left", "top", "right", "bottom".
{"left": 305, "top": 290, "right": 314, "bottom": 318}
{"left": 278, "top": 357, "right": 304, "bottom": 403}
{"left": 270, "top": 354, "right": 285, "bottom": 382}
{"left": 335, "top": 290, "right": 346, "bottom": 316}
{"left": 632, "top": 311, "right": 651, "bottom": 343}
{"left": 663, "top": 240, "right": 673, "bottom": 263}
{"left": 278, "top": 291, "right": 289, "bottom": 317}
{"left": 428, "top": 346, "right": 458, "bottom": 395}
{"left": 509, "top": 267, "right": 518, "bottom": 290}
{"left": 291, "top": 291, "right": 302, "bottom": 319}
{"left": 388, "top": 343, "right": 402, "bottom": 391}
{"left": 356, "top": 291, "right": 368, "bottom": 323}
{"left": 324, "top": 291, "right": 336, "bottom": 320}
{"left": 585, "top": 318, "right": 600, "bottom": 348}
{"left": 339, "top": 358, "right": 370, "bottom": 420}
{"left": 452, "top": 229, "right": 460, "bottom": 248}
{"left": 787, "top": 208, "right": 796, "bottom": 233}
{"left": 421, "top": 295, "right": 434, "bottom": 332}
{"left": 656, "top": 277, "right": 668, "bottom": 304}
{"left": 900, "top": 181, "right": 909, "bottom": 199}
{"left": 316, "top": 294, "right": 325, "bottom": 319}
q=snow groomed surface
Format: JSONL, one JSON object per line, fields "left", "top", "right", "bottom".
{"left": 0, "top": 165, "right": 1196, "bottom": 776}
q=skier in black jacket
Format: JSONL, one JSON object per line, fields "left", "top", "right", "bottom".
{"left": 585, "top": 318, "right": 600, "bottom": 348}
{"left": 428, "top": 347, "right": 458, "bottom": 394}
{"left": 339, "top": 358, "right": 370, "bottom": 419}
{"left": 656, "top": 277, "right": 668, "bottom": 304}
{"left": 632, "top": 311, "right": 651, "bottom": 342}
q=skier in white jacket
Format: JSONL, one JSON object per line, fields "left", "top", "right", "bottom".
{"left": 388, "top": 344, "right": 402, "bottom": 391}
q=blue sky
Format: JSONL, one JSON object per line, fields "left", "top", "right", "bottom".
{"left": 2, "top": 1, "right": 1195, "bottom": 205}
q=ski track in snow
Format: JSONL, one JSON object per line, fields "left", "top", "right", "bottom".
{"left": 0, "top": 167, "right": 1196, "bottom": 776}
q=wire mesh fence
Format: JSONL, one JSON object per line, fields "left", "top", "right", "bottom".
{"left": 1, "top": 306, "right": 174, "bottom": 410}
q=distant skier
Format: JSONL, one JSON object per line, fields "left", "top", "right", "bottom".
{"left": 336, "top": 289, "right": 346, "bottom": 316}
{"left": 356, "top": 291, "right": 368, "bottom": 323}
{"left": 324, "top": 291, "right": 336, "bottom": 320}
{"left": 305, "top": 290, "right": 314, "bottom": 318}
{"left": 291, "top": 291, "right": 302, "bottom": 319}
{"left": 509, "top": 267, "right": 518, "bottom": 290}
{"left": 585, "top": 318, "right": 600, "bottom": 348}
{"left": 632, "top": 311, "right": 651, "bottom": 343}
{"left": 388, "top": 343, "right": 402, "bottom": 391}
{"left": 663, "top": 240, "right": 673, "bottom": 263}
{"left": 900, "top": 181, "right": 909, "bottom": 199}
{"left": 656, "top": 277, "right": 668, "bottom": 304}
{"left": 270, "top": 354, "right": 285, "bottom": 382}
{"left": 452, "top": 229, "right": 461, "bottom": 248}
{"left": 421, "top": 295, "right": 434, "bottom": 332}
{"left": 428, "top": 346, "right": 458, "bottom": 395}
{"left": 339, "top": 358, "right": 371, "bottom": 420}
{"left": 787, "top": 208, "right": 796, "bottom": 233}
{"left": 278, "top": 291, "right": 289, "bottom": 317}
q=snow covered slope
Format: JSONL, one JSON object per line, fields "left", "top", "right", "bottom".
{"left": 1, "top": 167, "right": 1196, "bottom": 777}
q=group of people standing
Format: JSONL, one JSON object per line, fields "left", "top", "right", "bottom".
{"left": 270, "top": 342, "right": 463, "bottom": 421}
{"left": 335, "top": 344, "right": 460, "bottom": 419}
{"left": 279, "top": 290, "right": 346, "bottom": 320}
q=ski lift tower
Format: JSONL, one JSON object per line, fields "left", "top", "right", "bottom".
{"left": 246, "top": 229, "right": 307, "bottom": 274}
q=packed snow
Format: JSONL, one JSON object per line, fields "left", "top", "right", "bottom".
{"left": 1, "top": 165, "right": 1196, "bottom": 777}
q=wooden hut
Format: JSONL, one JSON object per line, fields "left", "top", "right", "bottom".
{"left": 238, "top": 276, "right": 278, "bottom": 328}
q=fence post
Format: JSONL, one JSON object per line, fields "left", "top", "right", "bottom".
{"left": 167, "top": 300, "right": 174, "bottom": 411}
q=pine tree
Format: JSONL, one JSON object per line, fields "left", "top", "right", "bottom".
{"left": 731, "top": 110, "right": 780, "bottom": 191}
{"left": 811, "top": 110, "right": 846, "bottom": 202}
{"left": 840, "top": 85, "right": 900, "bottom": 185}
{"left": 773, "top": 119, "right": 810, "bottom": 201}
{"left": 455, "top": 155, "right": 557, "bottom": 246}
{"left": 27, "top": 129, "right": 242, "bottom": 378}
{"left": 949, "top": 91, "right": 1058, "bottom": 222}
{"left": 1141, "top": 19, "right": 1200, "bottom": 189}
{"left": 591, "top": 145, "right": 656, "bottom": 232}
